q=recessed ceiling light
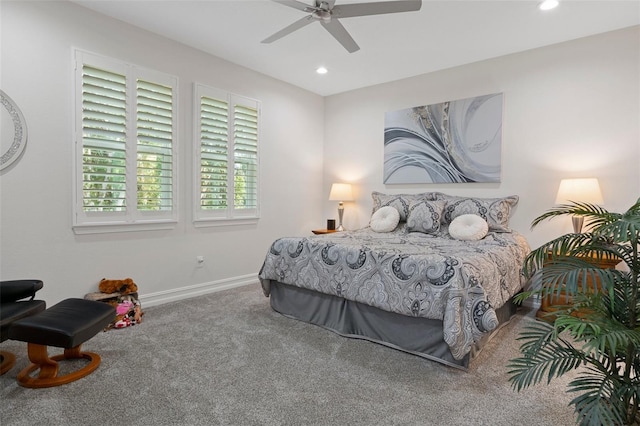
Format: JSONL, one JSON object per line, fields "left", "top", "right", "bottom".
{"left": 539, "top": 0, "right": 559, "bottom": 11}
{"left": 316, "top": 66, "right": 328, "bottom": 74}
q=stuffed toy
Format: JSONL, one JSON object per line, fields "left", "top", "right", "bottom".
{"left": 95, "top": 278, "right": 142, "bottom": 330}
{"left": 104, "top": 294, "right": 144, "bottom": 330}
{"left": 99, "top": 277, "right": 138, "bottom": 295}
{"left": 119, "top": 294, "right": 143, "bottom": 323}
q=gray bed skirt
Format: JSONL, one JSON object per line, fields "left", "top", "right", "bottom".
{"left": 269, "top": 281, "right": 517, "bottom": 370}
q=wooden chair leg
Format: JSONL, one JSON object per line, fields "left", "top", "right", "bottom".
{"left": 0, "top": 351, "right": 16, "bottom": 375}
{"left": 27, "top": 343, "right": 59, "bottom": 379}
{"left": 16, "top": 343, "right": 102, "bottom": 388}
{"left": 64, "top": 346, "right": 82, "bottom": 359}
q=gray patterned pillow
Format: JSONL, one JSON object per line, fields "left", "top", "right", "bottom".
{"left": 371, "top": 192, "right": 441, "bottom": 222}
{"left": 437, "top": 194, "right": 519, "bottom": 232}
{"left": 406, "top": 199, "right": 446, "bottom": 234}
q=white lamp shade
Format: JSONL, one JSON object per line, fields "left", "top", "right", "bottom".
{"left": 329, "top": 183, "right": 354, "bottom": 201}
{"left": 555, "top": 178, "right": 604, "bottom": 205}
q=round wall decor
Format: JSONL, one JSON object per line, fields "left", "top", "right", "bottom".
{"left": 1, "top": 89, "right": 28, "bottom": 171}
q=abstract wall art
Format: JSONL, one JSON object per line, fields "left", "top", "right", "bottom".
{"left": 383, "top": 93, "right": 503, "bottom": 184}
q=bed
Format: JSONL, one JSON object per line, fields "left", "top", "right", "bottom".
{"left": 258, "top": 192, "right": 531, "bottom": 369}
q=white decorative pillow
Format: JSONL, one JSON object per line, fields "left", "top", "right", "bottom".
{"left": 370, "top": 206, "right": 400, "bottom": 233}
{"left": 448, "top": 214, "right": 489, "bottom": 241}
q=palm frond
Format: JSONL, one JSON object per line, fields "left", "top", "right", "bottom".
{"left": 568, "top": 369, "right": 626, "bottom": 426}
{"left": 530, "top": 202, "right": 613, "bottom": 230}
{"left": 553, "top": 312, "right": 640, "bottom": 356}
{"left": 514, "top": 319, "right": 557, "bottom": 352}
{"left": 595, "top": 215, "right": 640, "bottom": 246}
{"left": 508, "top": 321, "right": 584, "bottom": 391}
{"left": 523, "top": 233, "right": 595, "bottom": 276}
{"left": 547, "top": 261, "right": 616, "bottom": 293}
{"left": 513, "top": 290, "right": 535, "bottom": 304}
{"left": 610, "top": 375, "right": 640, "bottom": 424}
{"left": 600, "top": 280, "right": 639, "bottom": 327}
{"left": 554, "top": 314, "right": 601, "bottom": 342}
{"left": 529, "top": 258, "right": 621, "bottom": 303}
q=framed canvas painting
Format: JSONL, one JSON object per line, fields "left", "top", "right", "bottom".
{"left": 384, "top": 93, "right": 503, "bottom": 184}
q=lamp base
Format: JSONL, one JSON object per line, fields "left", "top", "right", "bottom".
{"left": 337, "top": 203, "right": 345, "bottom": 232}
{"left": 572, "top": 216, "right": 584, "bottom": 233}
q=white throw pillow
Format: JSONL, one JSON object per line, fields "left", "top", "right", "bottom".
{"left": 448, "top": 214, "right": 489, "bottom": 241}
{"left": 370, "top": 206, "right": 400, "bottom": 233}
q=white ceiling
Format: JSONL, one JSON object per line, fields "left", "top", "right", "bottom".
{"left": 71, "top": 0, "right": 640, "bottom": 96}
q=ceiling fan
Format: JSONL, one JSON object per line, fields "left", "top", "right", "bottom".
{"left": 262, "top": 0, "right": 422, "bottom": 53}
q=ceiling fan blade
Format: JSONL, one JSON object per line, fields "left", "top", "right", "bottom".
{"left": 262, "top": 15, "right": 315, "bottom": 44}
{"left": 333, "top": 0, "right": 422, "bottom": 19}
{"left": 320, "top": 19, "right": 359, "bottom": 53}
{"left": 271, "top": 0, "right": 317, "bottom": 13}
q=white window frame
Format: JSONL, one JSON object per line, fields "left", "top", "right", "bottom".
{"left": 73, "top": 50, "right": 179, "bottom": 234}
{"left": 193, "top": 83, "right": 260, "bottom": 227}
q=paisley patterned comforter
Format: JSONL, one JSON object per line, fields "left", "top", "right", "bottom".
{"left": 258, "top": 225, "right": 530, "bottom": 360}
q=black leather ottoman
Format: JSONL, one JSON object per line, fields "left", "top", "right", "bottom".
{"left": 9, "top": 298, "right": 115, "bottom": 388}
{"left": 0, "top": 280, "right": 46, "bottom": 374}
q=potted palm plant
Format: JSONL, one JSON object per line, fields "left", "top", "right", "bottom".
{"left": 508, "top": 198, "right": 640, "bottom": 425}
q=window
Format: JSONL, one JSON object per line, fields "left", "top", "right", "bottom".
{"left": 194, "top": 84, "right": 259, "bottom": 225}
{"left": 74, "top": 51, "right": 178, "bottom": 233}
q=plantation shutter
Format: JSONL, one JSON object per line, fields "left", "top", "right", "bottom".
{"left": 81, "top": 65, "right": 127, "bottom": 212}
{"left": 194, "top": 84, "right": 260, "bottom": 224}
{"left": 74, "top": 50, "right": 178, "bottom": 232}
{"left": 200, "top": 96, "right": 229, "bottom": 210}
{"left": 136, "top": 79, "right": 174, "bottom": 211}
{"left": 233, "top": 102, "right": 258, "bottom": 210}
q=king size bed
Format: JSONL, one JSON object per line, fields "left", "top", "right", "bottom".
{"left": 258, "top": 192, "right": 530, "bottom": 369}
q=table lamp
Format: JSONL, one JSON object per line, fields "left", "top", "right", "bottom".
{"left": 555, "top": 178, "right": 603, "bottom": 233}
{"left": 329, "top": 183, "right": 354, "bottom": 231}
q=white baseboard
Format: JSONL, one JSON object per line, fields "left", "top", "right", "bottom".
{"left": 139, "top": 274, "right": 258, "bottom": 308}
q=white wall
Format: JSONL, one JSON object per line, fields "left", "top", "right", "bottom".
{"left": 324, "top": 26, "right": 640, "bottom": 250}
{"left": 2, "top": 2, "right": 638, "bottom": 308}
{"left": 0, "top": 1, "right": 325, "bottom": 305}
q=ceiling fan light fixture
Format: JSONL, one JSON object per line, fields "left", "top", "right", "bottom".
{"left": 539, "top": 0, "right": 559, "bottom": 11}
{"left": 313, "top": 10, "right": 332, "bottom": 22}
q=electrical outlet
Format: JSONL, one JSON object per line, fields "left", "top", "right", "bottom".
{"left": 196, "top": 256, "right": 204, "bottom": 267}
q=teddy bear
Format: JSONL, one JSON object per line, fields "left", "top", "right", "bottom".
{"left": 98, "top": 277, "right": 138, "bottom": 295}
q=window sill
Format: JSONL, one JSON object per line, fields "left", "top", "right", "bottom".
{"left": 193, "top": 217, "right": 259, "bottom": 228}
{"left": 73, "top": 220, "right": 178, "bottom": 235}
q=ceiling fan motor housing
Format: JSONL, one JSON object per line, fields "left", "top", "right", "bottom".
{"left": 309, "top": 1, "right": 333, "bottom": 22}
